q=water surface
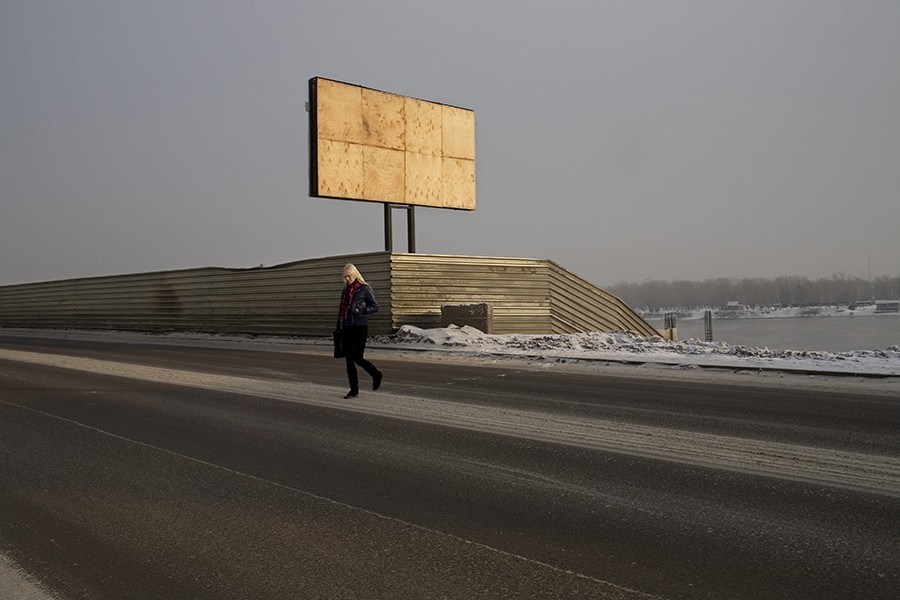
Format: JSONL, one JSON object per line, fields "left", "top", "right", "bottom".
{"left": 647, "top": 315, "right": 900, "bottom": 352}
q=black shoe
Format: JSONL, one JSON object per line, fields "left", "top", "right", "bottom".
{"left": 373, "top": 371, "right": 383, "bottom": 391}
{"left": 344, "top": 390, "right": 358, "bottom": 399}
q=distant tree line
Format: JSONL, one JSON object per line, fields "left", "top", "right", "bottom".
{"left": 606, "top": 274, "right": 900, "bottom": 310}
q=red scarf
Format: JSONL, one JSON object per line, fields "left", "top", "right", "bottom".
{"left": 339, "top": 280, "right": 362, "bottom": 321}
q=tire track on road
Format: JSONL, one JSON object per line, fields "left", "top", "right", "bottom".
{"left": 3, "top": 348, "right": 899, "bottom": 496}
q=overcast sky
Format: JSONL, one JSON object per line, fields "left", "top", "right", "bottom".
{"left": 2, "top": 1, "right": 898, "bottom": 288}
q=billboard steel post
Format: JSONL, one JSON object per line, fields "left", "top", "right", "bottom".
{"left": 384, "top": 204, "right": 393, "bottom": 252}
{"left": 407, "top": 206, "right": 416, "bottom": 253}
{"left": 384, "top": 204, "right": 416, "bottom": 253}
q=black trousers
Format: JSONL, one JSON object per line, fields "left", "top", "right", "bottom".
{"left": 340, "top": 325, "right": 379, "bottom": 393}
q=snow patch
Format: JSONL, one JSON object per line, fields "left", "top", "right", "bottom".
{"left": 373, "top": 325, "right": 900, "bottom": 376}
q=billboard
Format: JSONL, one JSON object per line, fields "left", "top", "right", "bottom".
{"left": 309, "top": 77, "right": 475, "bottom": 210}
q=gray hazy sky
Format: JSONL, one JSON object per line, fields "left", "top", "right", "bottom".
{"left": 2, "top": 1, "right": 898, "bottom": 287}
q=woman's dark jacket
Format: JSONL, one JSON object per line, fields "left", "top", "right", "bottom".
{"left": 341, "top": 284, "right": 379, "bottom": 327}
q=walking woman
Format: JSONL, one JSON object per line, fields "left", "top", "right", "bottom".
{"left": 338, "top": 264, "right": 383, "bottom": 398}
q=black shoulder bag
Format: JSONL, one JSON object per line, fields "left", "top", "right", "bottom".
{"left": 332, "top": 321, "right": 345, "bottom": 358}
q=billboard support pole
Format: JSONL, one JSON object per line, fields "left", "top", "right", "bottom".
{"left": 407, "top": 206, "right": 416, "bottom": 253}
{"left": 384, "top": 204, "right": 416, "bottom": 254}
{"left": 384, "top": 204, "right": 393, "bottom": 252}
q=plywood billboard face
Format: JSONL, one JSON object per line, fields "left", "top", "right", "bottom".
{"left": 310, "top": 78, "right": 475, "bottom": 210}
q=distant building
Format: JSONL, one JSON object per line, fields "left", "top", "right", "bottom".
{"left": 723, "top": 301, "right": 742, "bottom": 311}
{"left": 875, "top": 300, "right": 900, "bottom": 314}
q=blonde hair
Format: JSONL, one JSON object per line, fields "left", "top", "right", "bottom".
{"left": 342, "top": 263, "right": 366, "bottom": 284}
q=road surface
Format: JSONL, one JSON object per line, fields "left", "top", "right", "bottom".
{"left": 1, "top": 332, "right": 898, "bottom": 599}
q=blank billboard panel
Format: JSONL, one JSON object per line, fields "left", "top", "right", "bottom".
{"left": 310, "top": 78, "right": 475, "bottom": 210}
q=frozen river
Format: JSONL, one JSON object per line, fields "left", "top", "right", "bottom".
{"left": 648, "top": 314, "right": 900, "bottom": 352}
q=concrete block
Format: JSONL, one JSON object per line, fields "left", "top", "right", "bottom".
{"left": 441, "top": 303, "right": 492, "bottom": 333}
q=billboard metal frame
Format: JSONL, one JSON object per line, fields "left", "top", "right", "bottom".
{"left": 309, "top": 77, "right": 475, "bottom": 252}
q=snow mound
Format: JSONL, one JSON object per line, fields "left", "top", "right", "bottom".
{"left": 374, "top": 325, "right": 900, "bottom": 376}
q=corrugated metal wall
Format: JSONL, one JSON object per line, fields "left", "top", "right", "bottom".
{"left": 389, "top": 254, "right": 657, "bottom": 336}
{"left": 0, "top": 252, "right": 656, "bottom": 337}
{"left": 390, "top": 254, "right": 553, "bottom": 333}
{"left": 547, "top": 261, "right": 656, "bottom": 335}
{"left": 0, "top": 252, "right": 392, "bottom": 336}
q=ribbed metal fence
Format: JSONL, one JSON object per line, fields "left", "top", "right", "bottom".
{"left": 547, "top": 261, "right": 657, "bottom": 335}
{"left": 389, "top": 254, "right": 553, "bottom": 334}
{"left": 0, "top": 253, "right": 391, "bottom": 336}
{"left": 0, "top": 252, "right": 656, "bottom": 337}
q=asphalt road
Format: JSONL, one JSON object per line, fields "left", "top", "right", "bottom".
{"left": 1, "top": 332, "right": 898, "bottom": 599}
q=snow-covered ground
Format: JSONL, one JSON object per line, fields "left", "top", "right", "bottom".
{"left": 372, "top": 325, "right": 900, "bottom": 377}
{"left": 2, "top": 325, "right": 898, "bottom": 378}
